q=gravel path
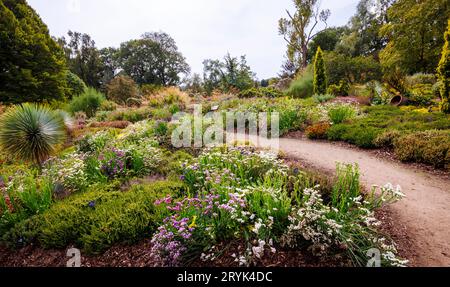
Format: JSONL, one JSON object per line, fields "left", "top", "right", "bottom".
{"left": 228, "top": 134, "right": 450, "bottom": 267}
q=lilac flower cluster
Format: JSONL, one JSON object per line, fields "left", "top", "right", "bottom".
{"left": 99, "top": 148, "right": 127, "bottom": 179}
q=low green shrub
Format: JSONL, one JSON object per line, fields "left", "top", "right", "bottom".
{"left": 68, "top": 88, "right": 105, "bottom": 118}
{"left": 394, "top": 130, "right": 450, "bottom": 169}
{"left": 374, "top": 130, "right": 404, "bottom": 148}
{"left": 2, "top": 181, "right": 185, "bottom": 253}
{"left": 239, "top": 87, "right": 283, "bottom": 98}
{"left": 313, "top": 94, "right": 335, "bottom": 103}
{"left": 286, "top": 67, "right": 314, "bottom": 98}
{"left": 100, "top": 100, "right": 118, "bottom": 112}
{"left": 327, "top": 80, "right": 350, "bottom": 97}
{"left": 327, "top": 124, "right": 381, "bottom": 149}
{"left": 407, "top": 84, "right": 435, "bottom": 107}
{"left": 328, "top": 104, "right": 357, "bottom": 124}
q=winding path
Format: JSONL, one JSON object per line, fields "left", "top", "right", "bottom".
{"left": 229, "top": 134, "right": 450, "bottom": 267}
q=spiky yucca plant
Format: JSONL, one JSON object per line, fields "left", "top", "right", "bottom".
{"left": 0, "top": 103, "right": 66, "bottom": 166}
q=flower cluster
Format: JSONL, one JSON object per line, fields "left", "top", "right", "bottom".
{"left": 99, "top": 148, "right": 127, "bottom": 179}
{"left": 42, "top": 153, "right": 87, "bottom": 192}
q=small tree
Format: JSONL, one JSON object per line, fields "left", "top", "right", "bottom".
{"left": 106, "top": 75, "right": 140, "bottom": 106}
{"left": 437, "top": 20, "right": 450, "bottom": 113}
{"left": 313, "top": 47, "right": 327, "bottom": 95}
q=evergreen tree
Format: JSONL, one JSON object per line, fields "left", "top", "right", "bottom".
{"left": 437, "top": 21, "right": 450, "bottom": 114}
{"left": 0, "top": 0, "right": 67, "bottom": 104}
{"left": 313, "top": 47, "right": 327, "bottom": 95}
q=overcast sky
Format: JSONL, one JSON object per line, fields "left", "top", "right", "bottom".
{"left": 28, "top": 0, "right": 359, "bottom": 79}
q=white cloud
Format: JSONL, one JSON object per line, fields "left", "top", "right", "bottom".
{"left": 28, "top": 0, "right": 359, "bottom": 79}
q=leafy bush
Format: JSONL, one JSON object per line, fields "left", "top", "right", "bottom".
{"left": 327, "top": 80, "right": 350, "bottom": 96}
{"left": 107, "top": 108, "right": 151, "bottom": 123}
{"left": 0, "top": 173, "right": 53, "bottom": 235}
{"left": 374, "top": 130, "right": 403, "bottom": 148}
{"left": 66, "top": 71, "right": 87, "bottom": 99}
{"left": 2, "top": 181, "right": 184, "bottom": 253}
{"left": 238, "top": 87, "right": 283, "bottom": 98}
{"left": 394, "top": 130, "right": 450, "bottom": 169}
{"left": 0, "top": 104, "right": 66, "bottom": 165}
{"left": 408, "top": 84, "right": 435, "bottom": 106}
{"left": 327, "top": 124, "right": 381, "bottom": 149}
{"left": 68, "top": 88, "right": 105, "bottom": 118}
{"left": 306, "top": 122, "right": 331, "bottom": 139}
{"left": 100, "top": 100, "right": 118, "bottom": 112}
{"left": 405, "top": 73, "right": 437, "bottom": 87}
{"left": 313, "top": 94, "right": 335, "bottom": 103}
{"left": 106, "top": 75, "right": 140, "bottom": 106}
{"left": 328, "top": 104, "right": 357, "bottom": 124}
{"left": 286, "top": 66, "right": 314, "bottom": 98}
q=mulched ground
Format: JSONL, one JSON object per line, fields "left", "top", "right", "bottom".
{"left": 0, "top": 240, "right": 353, "bottom": 267}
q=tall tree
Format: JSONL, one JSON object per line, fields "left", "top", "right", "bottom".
{"left": 307, "top": 27, "right": 348, "bottom": 62}
{"left": 336, "top": 0, "right": 393, "bottom": 58}
{"left": 118, "top": 32, "right": 190, "bottom": 86}
{"left": 380, "top": 0, "right": 450, "bottom": 75}
{"left": 437, "top": 21, "right": 450, "bottom": 113}
{"left": 58, "top": 31, "right": 104, "bottom": 88}
{"left": 0, "top": 0, "right": 67, "bottom": 104}
{"left": 278, "top": 0, "right": 330, "bottom": 71}
{"left": 313, "top": 47, "right": 327, "bottom": 94}
{"left": 203, "top": 54, "right": 255, "bottom": 94}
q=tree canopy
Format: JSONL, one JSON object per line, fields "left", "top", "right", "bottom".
{"left": 0, "top": 0, "right": 67, "bottom": 104}
{"left": 118, "top": 32, "right": 190, "bottom": 86}
{"left": 380, "top": 0, "right": 450, "bottom": 75}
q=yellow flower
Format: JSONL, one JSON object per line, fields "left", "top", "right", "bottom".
{"left": 189, "top": 216, "right": 197, "bottom": 229}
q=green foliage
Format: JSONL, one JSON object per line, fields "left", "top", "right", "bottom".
{"left": 0, "top": 0, "right": 67, "bottom": 104}
{"left": 119, "top": 32, "right": 190, "bottom": 86}
{"left": 106, "top": 75, "right": 140, "bottom": 106}
{"left": 68, "top": 88, "right": 105, "bottom": 118}
{"left": 331, "top": 163, "right": 360, "bottom": 213}
{"left": 58, "top": 31, "right": 105, "bottom": 89}
{"left": 374, "top": 130, "right": 403, "bottom": 149}
{"left": 313, "top": 94, "right": 335, "bottom": 103}
{"left": 407, "top": 84, "right": 434, "bottom": 107}
{"left": 286, "top": 66, "right": 314, "bottom": 98}
{"left": 278, "top": 0, "right": 330, "bottom": 69}
{"left": 238, "top": 87, "right": 283, "bottom": 98}
{"left": 394, "top": 130, "right": 450, "bottom": 169}
{"left": 328, "top": 104, "right": 357, "bottom": 124}
{"left": 65, "top": 71, "right": 87, "bottom": 99}
{"left": 327, "top": 80, "right": 350, "bottom": 96}
{"left": 327, "top": 124, "right": 380, "bottom": 149}
{"left": 0, "top": 104, "right": 66, "bottom": 165}
{"left": 2, "top": 181, "right": 184, "bottom": 253}
{"left": 99, "top": 100, "right": 118, "bottom": 112}
{"left": 203, "top": 54, "right": 255, "bottom": 94}
{"left": 405, "top": 73, "right": 437, "bottom": 87}
{"left": 0, "top": 172, "right": 53, "bottom": 235}
{"left": 380, "top": 0, "right": 450, "bottom": 75}
{"left": 313, "top": 47, "right": 327, "bottom": 95}
{"left": 324, "top": 52, "right": 382, "bottom": 85}
{"left": 326, "top": 105, "right": 450, "bottom": 151}
{"left": 437, "top": 21, "right": 450, "bottom": 113}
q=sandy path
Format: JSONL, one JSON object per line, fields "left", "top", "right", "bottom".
{"left": 228, "top": 134, "right": 450, "bottom": 267}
